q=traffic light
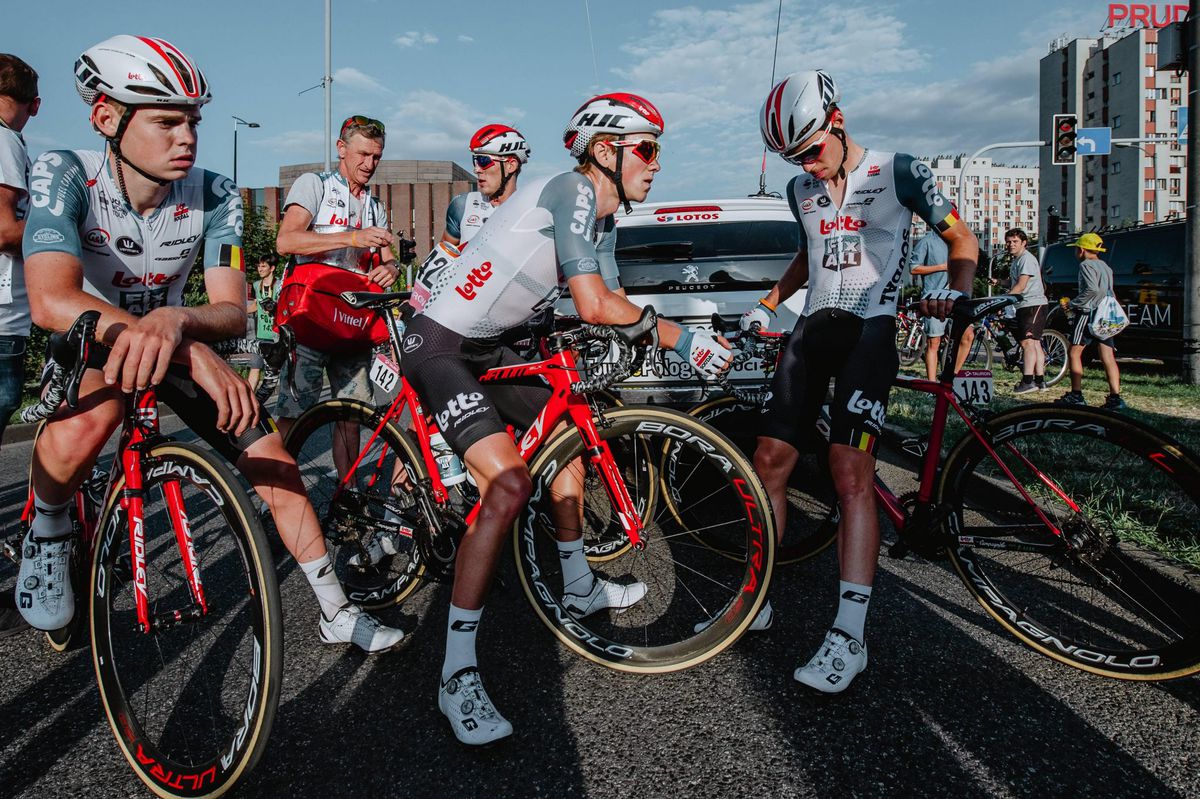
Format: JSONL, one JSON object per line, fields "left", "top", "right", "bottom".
{"left": 1052, "top": 114, "right": 1078, "bottom": 166}
{"left": 397, "top": 236, "right": 418, "bottom": 264}
{"left": 1046, "top": 207, "right": 1061, "bottom": 244}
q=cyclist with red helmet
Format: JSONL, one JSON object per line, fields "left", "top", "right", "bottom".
{"left": 16, "top": 35, "right": 404, "bottom": 653}
{"left": 745, "top": 70, "right": 977, "bottom": 693}
{"left": 442, "top": 124, "right": 529, "bottom": 247}
{"left": 403, "top": 93, "right": 732, "bottom": 745}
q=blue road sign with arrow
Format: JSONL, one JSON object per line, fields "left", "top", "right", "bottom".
{"left": 1075, "top": 127, "right": 1112, "bottom": 156}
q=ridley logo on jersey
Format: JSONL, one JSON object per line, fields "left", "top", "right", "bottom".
{"left": 455, "top": 262, "right": 494, "bottom": 300}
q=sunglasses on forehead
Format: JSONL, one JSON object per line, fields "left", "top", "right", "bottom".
{"left": 609, "top": 139, "right": 661, "bottom": 164}
{"left": 340, "top": 115, "right": 385, "bottom": 135}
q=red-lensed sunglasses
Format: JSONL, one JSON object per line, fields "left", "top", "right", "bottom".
{"left": 610, "top": 139, "right": 661, "bottom": 164}
{"left": 340, "top": 115, "right": 385, "bottom": 135}
{"left": 783, "top": 117, "right": 833, "bottom": 166}
{"left": 472, "top": 154, "right": 507, "bottom": 169}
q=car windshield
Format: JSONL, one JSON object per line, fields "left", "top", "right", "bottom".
{"left": 614, "top": 220, "right": 798, "bottom": 291}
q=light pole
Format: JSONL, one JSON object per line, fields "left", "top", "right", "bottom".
{"left": 232, "top": 115, "right": 260, "bottom": 185}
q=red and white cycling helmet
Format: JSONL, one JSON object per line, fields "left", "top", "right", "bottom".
{"left": 760, "top": 70, "right": 839, "bottom": 157}
{"left": 562, "top": 92, "right": 664, "bottom": 158}
{"left": 75, "top": 35, "right": 211, "bottom": 108}
{"left": 470, "top": 124, "right": 531, "bottom": 163}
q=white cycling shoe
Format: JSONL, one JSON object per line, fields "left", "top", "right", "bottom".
{"left": 694, "top": 599, "right": 774, "bottom": 634}
{"left": 15, "top": 530, "right": 74, "bottom": 631}
{"left": 794, "top": 628, "right": 868, "bottom": 693}
{"left": 439, "top": 668, "right": 513, "bottom": 746}
{"left": 319, "top": 605, "right": 405, "bottom": 653}
{"left": 347, "top": 528, "right": 405, "bottom": 568}
{"left": 561, "top": 576, "right": 647, "bottom": 617}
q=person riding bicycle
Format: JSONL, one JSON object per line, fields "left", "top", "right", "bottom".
{"left": 441, "top": 124, "right": 529, "bottom": 248}
{"left": 745, "top": 70, "right": 978, "bottom": 692}
{"left": 15, "top": 35, "right": 404, "bottom": 652}
{"left": 403, "top": 92, "right": 732, "bottom": 745}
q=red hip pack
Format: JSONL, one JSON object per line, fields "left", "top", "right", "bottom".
{"left": 275, "top": 262, "right": 389, "bottom": 353}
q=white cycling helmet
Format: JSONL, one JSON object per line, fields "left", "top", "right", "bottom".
{"left": 760, "top": 70, "right": 839, "bottom": 157}
{"left": 470, "top": 124, "right": 530, "bottom": 164}
{"left": 75, "top": 35, "right": 211, "bottom": 108}
{"left": 562, "top": 92, "right": 664, "bottom": 159}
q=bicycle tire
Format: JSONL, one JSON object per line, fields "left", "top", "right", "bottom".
{"left": 896, "top": 323, "right": 924, "bottom": 367}
{"left": 944, "top": 326, "right": 994, "bottom": 373}
{"left": 284, "top": 398, "right": 432, "bottom": 609}
{"left": 1040, "top": 329, "right": 1070, "bottom": 387}
{"left": 937, "top": 405, "right": 1200, "bottom": 680}
{"left": 513, "top": 406, "right": 775, "bottom": 673}
{"left": 678, "top": 396, "right": 836, "bottom": 564}
{"left": 90, "top": 441, "right": 283, "bottom": 798}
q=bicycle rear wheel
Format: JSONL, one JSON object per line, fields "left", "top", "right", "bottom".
{"left": 896, "top": 322, "right": 924, "bottom": 367}
{"left": 514, "top": 406, "right": 775, "bottom": 673}
{"left": 91, "top": 441, "right": 282, "bottom": 798}
{"left": 679, "top": 397, "right": 836, "bottom": 564}
{"left": 284, "top": 398, "right": 435, "bottom": 609}
{"left": 938, "top": 405, "right": 1200, "bottom": 680}
{"left": 1040, "top": 329, "right": 1070, "bottom": 387}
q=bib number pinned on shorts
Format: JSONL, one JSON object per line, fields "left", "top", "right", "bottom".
{"left": 953, "top": 369, "right": 993, "bottom": 405}
{"left": 370, "top": 353, "right": 400, "bottom": 393}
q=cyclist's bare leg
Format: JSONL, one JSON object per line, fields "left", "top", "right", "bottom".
{"left": 546, "top": 421, "right": 584, "bottom": 544}
{"left": 827, "top": 443, "right": 879, "bottom": 586}
{"left": 273, "top": 416, "right": 358, "bottom": 481}
{"left": 30, "top": 370, "right": 123, "bottom": 504}
{"left": 924, "top": 335, "right": 941, "bottom": 381}
{"left": 1097, "top": 343, "right": 1121, "bottom": 395}
{"left": 236, "top": 432, "right": 327, "bottom": 564}
{"left": 754, "top": 436, "right": 800, "bottom": 544}
{"left": 952, "top": 325, "right": 975, "bottom": 375}
{"left": 454, "top": 432, "right": 532, "bottom": 609}
{"left": 1068, "top": 343, "right": 1086, "bottom": 391}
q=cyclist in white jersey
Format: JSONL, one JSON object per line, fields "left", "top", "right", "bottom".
{"left": 16, "top": 35, "right": 404, "bottom": 652}
{"left": 742, "top": 70, "right": 977, "bottom": 692}
{"left": 404, "top": 93, "right": 732, "bottom": 746}
{"left": 441, "top": 124, "right": 529, "bottom": 247}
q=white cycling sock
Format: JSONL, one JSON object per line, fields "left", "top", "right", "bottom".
{"left": 557, "top": 537, "right": 594, "bottom": 597}
{"left": 832, "top": 580, "right": 873, "bottom": 643}
{"left": 300, "top": 554, "right": 350, "bottom": 619}
{"left": 443, "top": 604, "right": 483, "bottom": 683}
{"left": 30, "top": 490, "right": 72, "bottom": 541}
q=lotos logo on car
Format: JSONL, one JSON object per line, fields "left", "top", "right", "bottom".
{"left": 656, "top": 212, "right": 720, "bottom": 222}
{"left": 455, "top": 261, "right": 494, "bottom": 300}
{"left": 84, "top": 228, "right": 110, "bottom": 248}
{"left": 819, "top": 216, "right": 867, "bottom": 235}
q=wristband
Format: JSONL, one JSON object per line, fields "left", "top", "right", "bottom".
{"left": 351, "top": 231, "right": 358, "bottom": 248}
{"left": 758, "top": 298, "right": 778, "bottom": 315}
{"left": 672, "top": 327, "right": 695, "bottom": 357}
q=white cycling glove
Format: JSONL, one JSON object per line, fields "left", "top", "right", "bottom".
{"left": 920, "top": 288, "right": 964, "bottom": 304}
{"left": 740, "top": 299, "right": 778, "bottom": 332}
{"left": 674, "top": 328, "right": 733, "bottom": 380}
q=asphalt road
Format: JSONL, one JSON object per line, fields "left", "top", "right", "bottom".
{"left": 0, "top": 421, "right": 1196, "bottom": 799}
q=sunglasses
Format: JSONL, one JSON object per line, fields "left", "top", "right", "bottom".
{"left": 340, "top": 115, "right": 385, "bottom": 135}
{"left": 472, "top": 154, "right": 506, "bottom": 170}
{"left": 610, "top": 139, "right": 661, "bottom": 164}
{"left": 783, "top": 117, "right": 833, "bottom": 166}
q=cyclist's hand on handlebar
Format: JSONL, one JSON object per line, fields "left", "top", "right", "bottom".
{"left": 920, "top": 288, "right": 963, "bottom": 321}
{"left": 676, "top": 328, "right": 733, "bottom": 380}
{"left": 740, "top": 300, "right": 777, "bottom": 332}
{"left": 103, "top": 307, "right": 186, "bottom": 392}
{"left": 188, "top": 344, "right": 260, "bottom": 437}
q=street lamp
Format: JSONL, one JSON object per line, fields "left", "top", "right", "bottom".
{"left": 232, "top": 115, "right": 260, "bottom": 185}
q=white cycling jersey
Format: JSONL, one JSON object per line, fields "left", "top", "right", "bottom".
{"left": 444, "top": 191, "right": 495, "bottom": 245}
{"left": 23, "top": 149, "right": 243, "bottom": 315}
{"left": 420, "top": 172, "right": 620, "bottom": 339}
{"left": 788, "top": 151, "right": 959, "bottom": 319}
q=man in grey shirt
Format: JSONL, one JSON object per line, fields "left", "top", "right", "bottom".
{"left": 1056, "top": 233, "right": 1124, "bottom": 409}
{"left": 1002, "top": 228, "right": 1048, "bottom": 394}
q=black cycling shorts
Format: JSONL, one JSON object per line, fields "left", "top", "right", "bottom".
{"left": 43, "top": 361, "right": 277, "bottom": 464}
{"left": 1014, "top": 305, "right": 1048, "bottom": 340}
{"left": 401, "top": 314, "right": 550, "bottom": 457}
{"left": 1069, "top": 311, "right": 1116, "bottom": 350}
{"left": 760, "top": 309, "right": 898, "bottom": 455}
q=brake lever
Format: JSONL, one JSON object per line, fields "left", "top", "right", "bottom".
{"left": 66, "top": 311, "right": 101, "bottom": 410}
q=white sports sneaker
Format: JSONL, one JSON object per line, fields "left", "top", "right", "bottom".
{"left": 439, "top": 668, "right": 513, "bottom": 746}
{"left": 318, "top": 605, "right": 405, "bottom": 653}
{"left": 347, "top": 525, "right": 407, "bottom": 568}
{"left": 694, "top": 599, "right": 774, "bottom": 634}
{"left": 561, "top": 575, "right": 647, "bottom": 617}
{"left": 794, "top": 628, "right": 868, "bottom": 693}
{"left": 15, "top": 530, "right": 74, "bottom": 631}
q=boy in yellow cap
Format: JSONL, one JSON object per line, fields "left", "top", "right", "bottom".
{"left": 1056, "top": 233, "right": 1125, "bottom": 409}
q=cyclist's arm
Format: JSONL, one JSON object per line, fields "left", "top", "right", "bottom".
{"left": 568, "top": 273, "right": 685, "bottom": 350}
{"left": 441, "top": 194, "right": 465, "bottom": 246}
{"left": 894, "top": 154, "right": 977, "bottom": 296}
{"left": 760, "top": 249, "right": 809, "bottom": 309}
{"left": 596, "top": 216, "right": 627, "bottom": 298}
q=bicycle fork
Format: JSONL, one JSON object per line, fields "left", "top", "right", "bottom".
{"left": 566, "top": 398, "right": 647, "bottom": 550}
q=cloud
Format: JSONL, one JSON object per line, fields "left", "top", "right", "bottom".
{"left": 457, "top": 35, "right": 474, "bottom": 44}
{"left": 380, "top": 90, "right": 527, "bottom": 161}
{"left": 395, "top": 31, "right": 439, "bottom": 48}
{"left": 250, "top": 129, "right": 326, "bottom": 162}
{"left": 333, "top": 67, "right": 390, "bottom": 94}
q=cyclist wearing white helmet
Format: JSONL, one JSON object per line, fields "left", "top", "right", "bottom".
{"left": 17, "top": 35, "right": 405, "bottom": 652}
{"left": 402, "top": 92, "right": 731, "bottom": 746}
{"left": 744, "top": 69, "right": 977, "bottom": 693}
{"left": 442, "top": 124, "right": 529, "bottom": 247}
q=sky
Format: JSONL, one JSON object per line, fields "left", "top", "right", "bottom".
{"left": 7, "top": 0, "right": 1141, "bottom": 202}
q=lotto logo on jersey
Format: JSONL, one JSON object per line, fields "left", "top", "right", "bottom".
{"left": 819, "top": 216, "right": 867, "bottom": 235}
{"left": 112, "top": 271, "right": 182, "bottom": 288}
{"left": 455, "top": 262, "right": 494, "bottom": 300}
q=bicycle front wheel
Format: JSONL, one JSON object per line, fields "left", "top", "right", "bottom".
{"left": 514, "top": 406, "right": 775, "bottom": 673}
{"left": 939, "top": 405, "right": 1200, "bottom": 680}
{"left": 1040, "top": 329, "right": 1070, "bottom": 387}
{"left": 91, "top": 442, "right": 282, "bottom": 798}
